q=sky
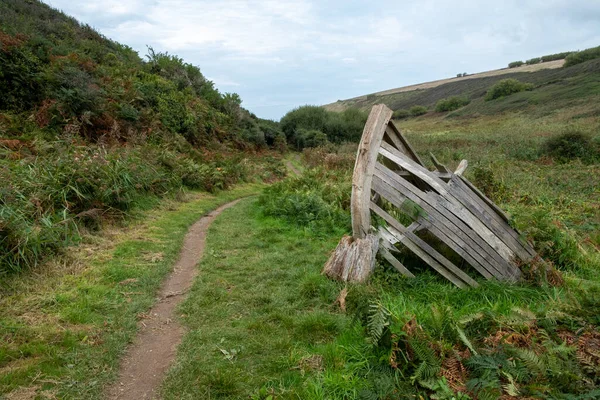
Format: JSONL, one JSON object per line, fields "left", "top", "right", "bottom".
{"left": 44, "top": 0, "right": 600, "bottom": 120}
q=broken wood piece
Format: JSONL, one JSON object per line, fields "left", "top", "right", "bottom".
{"left": 324, "top": 104, "right": 539, "bottom": 288}
{"left": 454, "top": 159, "right": 468, "bottom": 176}
{"left": 322, "top": 234, "right": 379, "bottom": 282}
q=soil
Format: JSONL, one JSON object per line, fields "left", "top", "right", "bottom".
{"left": 105, "top": 199, "right": 242, "bottom": 399}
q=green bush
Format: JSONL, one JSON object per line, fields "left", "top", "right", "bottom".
{"left": 541, "top": 52, "right": 573, "bottom": 62}
{"left": 526, "top": 57, "right": 541, "bottom": 65}
{"left": 409, "top": 105, "right": 428, "bottom": 116}
{"left": 393, "top": 109, "right": 410, "bottom": 119}
{"left": 258, "top": 169, "right": 351, "bottom": 233}
{"left": 485, "top": 78, "right": 534, "bottom": 101}
{"left": 564, "top": 45, "right": 600, "bottom": 67}
{"left": 434, "top": 96, "right": 470, "bottom": 112}
{"left": 540, "top": 129, "right": 599, "bottom": 163}
{"left": 280, "top": 106, "right": 367, "bottom": 149}
{"left": 508, "top": 61, "right": 524, "bottom": 68}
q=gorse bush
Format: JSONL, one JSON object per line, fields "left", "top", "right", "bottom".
{"left": 541, "top": 52, "right": 573, "bottom": 62}
{"left": 540, "top": 129, "right": 600, "bottom": 163}
{"left": 435, "top": 96, "right": 470, "bottom": 112}
{"left": 409, "top": 105, "right": 428, "bottom": 116}
{"left": 485, "top": 78, "right": 534, "bottom": 101}
{"left": 393, "top": 109, "right": 410, "bottom": 119}
{"left": 526, "top": 57, "right": 541, "bottom": 65}
{"left": 280, "top": 106, "right": 367, "bottom": 149}
{"left": 564, "top": 45, "right": 600, "bottom": 67}
{"left": 508, "top": 61, "right": 524, "bottom": 68}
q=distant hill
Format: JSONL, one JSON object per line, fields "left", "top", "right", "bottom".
{"left": 325, "top": 56, "right": 600, "bottom": 118}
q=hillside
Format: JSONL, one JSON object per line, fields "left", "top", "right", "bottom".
{"left": 0, "top": 0, "right": 286, "bottom": 273}
{"left": 325, "top": 57, "right": 600, "bottom": 118}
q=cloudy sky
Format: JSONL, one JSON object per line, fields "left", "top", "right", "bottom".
{"left": 45, "top": 0, "right": 600, "bottom": 120}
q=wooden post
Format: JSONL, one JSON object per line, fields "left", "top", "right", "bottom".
{"left": 351, "top": 104, "right": 393, "bottom": 238}
{"left": 323, "top": 104, "right": 392, "bottom": 282}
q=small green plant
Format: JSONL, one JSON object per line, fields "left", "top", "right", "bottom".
{"left": 410, "top": 105, "right": 428, "bottom": 116}
{"left": 526, "top": 57, "right": 541, "bottom": 65}
{"left": 485, "top": 78, "right": 534, "bottom": 101}
{"left": 435, "top": 96, "right": 470, "bottom": 112}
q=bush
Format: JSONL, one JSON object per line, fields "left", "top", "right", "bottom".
{"left": 540, "top": 129, "right": 599, "bottom": 163}
{"left": 485, "top": 78, "right": 534, "bottom": 101}
{"left": 409, "top": 105, "right": 428, "bottom": 116}
{"left": 434, "top": 96, "right": 470, "bottom": 112}
{"left": 541, "top": 52, "right": 573, "bottom": 62}
{"left": 392, "top": 109, "right": 410, "bottom": 119}
{"left": 508, "top": 61, "right": 524, "bottom": 68}
{"left": 526, "top": 57, "right": 541, "bottom": 65}
{"left": 564, "top": 45, "right": 600, "bottom": 67}
{"left": 280, "top": 106, "right": 367, "bottom": 149}
{"left": 258, "top": 169, "right": 351, "bottom": 233}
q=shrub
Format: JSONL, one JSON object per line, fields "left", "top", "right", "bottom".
{"left": 258, "top": 169, "right": 351, "bottom": 233}
{"left": 393, "top": 109, "right": 410, "bottom": 119}
{"left": 508, "top": 61, "right": 524, "bottom": 68}
{"left": 409, "top": 105, "right": 428, "bottom": 116}
{"left": 540, "top": 129, "right": 599, "bottom": 163}
{"left": 484, "top": 78, "right": 534, "bottom": 101}
{"left": 526, "top": 57, "right": 541, "bottom": 65}
{"left": 541, "top": 52, "right": 573, "bottom": 62}
{"left": 280, "top": 106, "right": 367, "bottom": 149}
{"left": 564, "top": 45, "right": 600, "bottom": 67}
{"left": 434, "top": 96, "right": 470, "bottom": 112}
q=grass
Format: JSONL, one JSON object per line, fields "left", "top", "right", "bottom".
{"left": 161, "top": 198, "right": 347, "bottom": 399}
{"left": 0, "top": 183, "right": 263, "bottom": 399}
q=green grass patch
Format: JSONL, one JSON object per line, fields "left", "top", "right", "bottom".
{"left": 161, "top": 198, "right": 347, "bottom": 399}
{"left": 0, "top": 183, "right": 263, "bottom": 399}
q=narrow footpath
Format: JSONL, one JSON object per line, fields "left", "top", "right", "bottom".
{"left": 105, "top": 199, "right": 242, "bottom": 400}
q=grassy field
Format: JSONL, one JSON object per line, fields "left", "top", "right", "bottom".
{"left": 0, "top": 184, "right": 264, "bottom": 399}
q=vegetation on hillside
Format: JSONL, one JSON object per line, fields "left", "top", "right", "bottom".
{"left": 280, "top": 105, "right": 367, "bottom": 149}
{"left": 0, "top": 0, "right": 286, "bottom": 273}
{"left": 435, "top": 96, "right": 470, "bottom": 112}
{"left": 330, "top": 45, "right": 600, "bottom": 118}
{"left": 252, "top": 105, "right": 600, "bottom": 398}
{"left": 484, "top": 78, "right": 534, "bottom": 101}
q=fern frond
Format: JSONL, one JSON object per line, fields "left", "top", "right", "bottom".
{"left": 367, "top": 301, "right": 390, "bottom": 344}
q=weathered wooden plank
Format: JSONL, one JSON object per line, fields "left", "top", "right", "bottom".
{"left": 372, "top": 203, "right": 479, "bottom": 288}
{"left": 372, "top": 176, "right": 497, "bottom": 280}
{"left": 430, "top": 152, "right": 450, "bottom": 174}
{"left": 454, "top": 160, "right": 468, "bottom": 176}
{"left": 373, "top": 166, "right": 519, "bottom": 280}
{"left": 459, "top": 175, "right": 511, "bottom": 223}
{"left": 379, "top": 142, "right": 517, "bottom": 265}
{"left": 372, "top": 171, "right": 511, "bottom": 280}
{"left": 351, "top": 104, "right": 393, "bottom": 238}
{"left": 448, "top": 175, "right": 535, "bottom": 261}
{"left": 386, "top": 121, "right": 426, "bottom": 166}
{"left": 379, "top": 245, "right": 416, "bottom": 278}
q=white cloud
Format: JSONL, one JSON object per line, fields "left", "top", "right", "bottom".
{"left": 43, "top": 0, "right": 600, "bottom": 119}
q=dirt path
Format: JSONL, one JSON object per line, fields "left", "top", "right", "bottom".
{"left": 286, "top": 160, "right": 301, "bottom": 176}
{"left": 105, "top": 199, "right": 242, "bottom": 400}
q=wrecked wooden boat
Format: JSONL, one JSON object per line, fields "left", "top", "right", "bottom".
{"left": 323, "top": 104, "right": 538, "bottom": 288}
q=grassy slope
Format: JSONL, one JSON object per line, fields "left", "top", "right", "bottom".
{"left": 0, "top": 184, "right": 263, "bottom": 399}
{"left": 327, "top": 59, "right": 600, "bottom": 117}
